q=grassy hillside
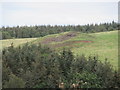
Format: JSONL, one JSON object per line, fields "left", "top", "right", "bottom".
{"left": 33, "top": 30, "right": 118, "bottom": 69}
{"left": 1, "top": 30, "right": 118, "bottom": 69}
{"left": 1, "top": 38, "right": 37, "bottom": 50}
{"left": 72, "top": 31, "right": 118, "bottom": 70}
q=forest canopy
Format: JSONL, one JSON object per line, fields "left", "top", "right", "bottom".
{"left": 0, "top": 21, "right": 118, "bottom": 39}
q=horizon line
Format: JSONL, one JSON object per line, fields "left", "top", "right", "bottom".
{"left": 0, "top": 21, "right": 118, "bottom": 28}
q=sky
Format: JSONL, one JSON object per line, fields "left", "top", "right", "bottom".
{"left": 0, "top": 0, "right": 119, "bottom": 27}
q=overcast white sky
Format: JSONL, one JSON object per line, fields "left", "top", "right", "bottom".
{"left": 0, "top": 0, "right": 119, "bottom": 27}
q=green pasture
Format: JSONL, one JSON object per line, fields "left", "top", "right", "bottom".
{"left": 1, "top": 38, "right": 37, "bottom": 50}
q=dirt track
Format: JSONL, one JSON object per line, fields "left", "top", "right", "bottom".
{"left": 41, "top": 32, "right": 78, "bottom": 44}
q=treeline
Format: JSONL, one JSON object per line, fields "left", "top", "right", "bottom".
{"left": 0, "top": 21, "right": 118, "bottom": 39}
{"left": 2, "top": 43, "right": 120, "bottom": 88}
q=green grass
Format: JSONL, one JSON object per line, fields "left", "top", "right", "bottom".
{"left": 1, "top": 30, "right": 118, "bottom": 69}
{"left": 1, "top": 38, "right": 37, "bottom": 50}
{"left": 71, "top": 31, "right": 118, "bottom": 69}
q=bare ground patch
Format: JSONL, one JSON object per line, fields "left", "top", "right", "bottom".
{"left": 51, "top": 40, "right": 93, "bottom": 48}
{"left": 41, "top": 32, "right": 79, "bottom": 44}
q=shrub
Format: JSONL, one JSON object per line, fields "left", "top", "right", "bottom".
{"left": 72, "top": 71, "right": 103, "bottom": 88}
{"left": 4, "top": 74, "right": 25, "bottom": 88}
{"left": 2, "top": 43, "right": 120, "bottom": 88}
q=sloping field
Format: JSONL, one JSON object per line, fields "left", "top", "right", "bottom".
{"left": 1, "top": 38, "right": 37, "bottom": 50}
{"left": 71, "top": 31, "right": 118, "bottom": 70}
{"left": 34, "top": 30, "right": 118, "bottom": 69}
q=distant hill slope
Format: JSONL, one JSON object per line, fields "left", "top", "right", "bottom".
{"left": 1, "top": 38, "right": 37, "bottom": 50}
{"left": 33, "top": 30, "right": 118, "bottom": 69}
{"left": 1, "top": 30, "right": 118, "bottom": 69}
